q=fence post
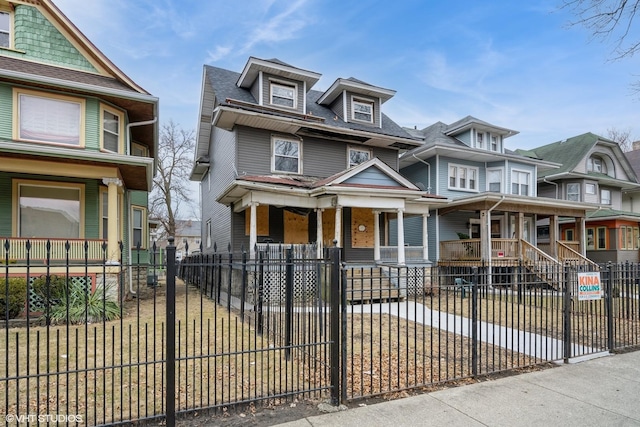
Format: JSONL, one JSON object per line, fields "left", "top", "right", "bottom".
{"left": 285, "top": 246, "right": 294, "bottom": 361}
{"left": 165, "top": 237, "right": 176, "bottom": 427}
{"left": 471, "top": 266, "right": 478, "bottom": 376}
{"left": 329, "top": 244, "right": 341, "bottom": 406}
{"left": 241, "top": 247, "right": 247, "bottom": 320}
{"left": 257, "top": 250, "right": 264, "bottom": 335}
{"left": 563, "top": 264, "right": 572, "bottom": 363}
{"left": 227, "top": 245, "right": 233, "bottom": 312}
{"left": 606, "top": 262, "right": 614, "bottom": 351}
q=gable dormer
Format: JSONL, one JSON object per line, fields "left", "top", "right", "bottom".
{"left": 236, "top": 57, "right": 321, "bottom": 116}
{"left": 444, "top": 116, "right": 518, "bottom": 154}
{"left": 317, "top": 77, "right": 395, "bottom": 129}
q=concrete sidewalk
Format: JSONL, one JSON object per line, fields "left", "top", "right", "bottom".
{"left": 276, "top": 351, "right": 640, "bottom": 426}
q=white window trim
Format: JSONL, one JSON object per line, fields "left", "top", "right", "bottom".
{"left": 100, "top": 103, "right": 125, "bottom": 154}
{"left": 131, "top": 205, "right": 147, "bottom": 249}
{"left": 566, "top": 182, "right": 581, "bottom": 202}
{"left": 448, "top": 163, "right": 479, "bottom": 192}
{"left": 351, "top": 95, "right": 374, "bottom": 123}
{"left": 269, "top": 79, "right": 297, "bottom": 109}
{"left": 347, "top": 146, "right": 372, "bottom": 168}
{"left": 490, "top": 134, "right": 499, "bottom": 152}
{"left": 271, "top": 136, "right": 302, "bottom": 174}
{"left": 600, "top": 188, "right": 611, "bottom": 205}
{"left": 486, "top": 167, "right": 503, "bottom": 193}
{"left": 476, "top": 131, "right": 484, "bottom": 149}
{"left": 0, "top": 5, "right": 13, "bottom": 50}
{"left": 585, "top": 183, "right": 596, "bottom": 195}
{"left": 511, "top": 169, "right": 531, "bottom": 196}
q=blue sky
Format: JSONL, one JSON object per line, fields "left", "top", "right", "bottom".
{"left": 55, "top": 0, "right": 639, "bottom": 150}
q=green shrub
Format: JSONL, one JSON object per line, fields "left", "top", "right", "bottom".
{"left": 0, "top": 277, "right": 28, "bottom": 319}
{"left": 31, "top": 274, "right": 67, "bottom": 308}
{"left": 47, "top": 281, "right": 121, "bottom": 325}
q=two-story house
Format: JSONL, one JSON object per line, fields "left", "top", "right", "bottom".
{"left": 0, "top": 1, "right": 158, "bottom": 287}
{"left": 518, "top": 133, "right": 640, "bottom": 263}
{"left": 399, "top": 116, "right": 597, "bottom": 272}
{"left": 190, "top": 57, "right": 447, "bottom": 265}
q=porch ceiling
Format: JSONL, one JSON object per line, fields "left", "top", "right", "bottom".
{"left": 438, "top": 194, "right": 596, "bottom": 218}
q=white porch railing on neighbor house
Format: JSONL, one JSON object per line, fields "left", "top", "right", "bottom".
{"left": 1, "top": 238, "right": 107, "bottom": 262}
{"left": 254, "top": 243, "right": 317, "bottom": 259}
{"left": 380, "top": 246, "right": 426, "bottom": 263}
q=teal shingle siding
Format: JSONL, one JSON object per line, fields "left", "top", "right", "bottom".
{"left": 11, "top": 4, "right": 97, "bottom": 73}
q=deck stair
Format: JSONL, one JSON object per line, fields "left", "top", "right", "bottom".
{"left": 521, "top": 240, "right": 562, "bottom": 290}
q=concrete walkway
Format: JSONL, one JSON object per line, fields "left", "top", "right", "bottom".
{"left": 276, "top": 350, "right": 640, "bottom": 426}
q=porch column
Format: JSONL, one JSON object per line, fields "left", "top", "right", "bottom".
{"left": 334, "top": 205, "right": 342, "bottom": 247}
{"left": 576, "top": 217, "right": 586, "bottom": 256}
{"left": 422, "top": 213, "right": 429, "bottom": 261}
{"left": 249, "top": 202, "right": 258, "bottom": 259}
{"left": 549, "top": 215, "right": 558, "bottom": 258}
{"left": 480, "top": 209, "right": 490, "bottom": 262}
{"left": 373, "top": 211, "right": 381, "bottom": 263}
{"left": 515, "top": 212, "right": 524, "bottom": 257}
{"left": 103, "top": 177, "right": 122, "bottom": 264}
{"left": 316, "top": 208, "right": 323, "bottom": 258}
{"left": 397, "top": 208, "right": 405, "bottom": 265}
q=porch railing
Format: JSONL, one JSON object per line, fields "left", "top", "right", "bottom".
{"left": 380, "top": 246, "right": 426, "bottom": 263}
{"left": 439, "top": 239, "right": 481, "bottom": 260}
{"left": 1, "top": 237, "right": 107, "bottom": 262}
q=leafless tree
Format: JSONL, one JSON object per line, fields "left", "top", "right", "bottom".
{"left": 562, "top": 0, "right": 640, "bottom": 93}
{"left": 149, "top": 120, "right": 197, "bottom": 240}
{"left": 607, "top": 126, "right": 635, "bottom": 151}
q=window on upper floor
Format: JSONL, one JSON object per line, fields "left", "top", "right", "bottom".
{"left": 476, "top": 132, "right": 484, "bottom": 149}
{"left": 601, "top": 188, "right": 611, "bottom": 205}
{"left": 348, "top": 147, "right": 371, "bottom": 167}
{"left": 206, "top": 219, "right": 212, "bottom": 248}
{"left": 0, "top": 8, "right": 10, "bottom": 48}
{"left": 587, "top": 156, "right": 607, "bottom": 174}
{"left": 511, "top": 170, "right": 530, "bottom": 196}
{"left": 270, "top": 81, "right": 297, "bottom": 109}
{"left": 449, "top": 164, "right": 478, "bottom": 191}
{"left": 131, "top": 142, "right": 148, "bottom": 157}
{"left": 351, "top": 97, "right": 374, "bottom": 123}
{"left": 101, "top": 104, "right": 124, "bottom": 153}
{"left": 567, "top": 183, "right": 580, "bottom": 201}
{"left": 15, "top": 89, "right": 85, "bottom": 146}
{"left": 272, "top": 136, "right": 301, "bottom": 174}
{"left": 585, "top": 183, "right": 596, "bottom": 195}
{"left": 491, "top": 135, "right": 499, "bottom": 151}
{"left": 487, "top": 168, "right": 502, "bottom": 192}
{"left": 15, "top": 180, "right": 83, "bottom": 239}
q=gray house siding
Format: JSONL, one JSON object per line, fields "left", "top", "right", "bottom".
{"left": 345, "top": 91, "right": 381, "bottom": 127}
{"left": 262, "top": 73, "right": 305, "bottom": 115}
{"left": 344, "top": 168, "right": 399, "bottom": 186}
{"left": 456, "top": 130, "right": 472, "bottom": 147}
{"left": 401, "top": 159, "right": 435, "bottom": 193}
{"left": 329, "top": 94, "right": 345, "bottom": 122}
{"left": 202, "top": 127, "right": 237, "bottom": 253}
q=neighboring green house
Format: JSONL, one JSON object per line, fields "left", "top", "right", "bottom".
{"left": 0, "top": 1, "right": 158, "bottom": 283}
{"left": 517, "top": 132, "right": 640, "bottom": 263}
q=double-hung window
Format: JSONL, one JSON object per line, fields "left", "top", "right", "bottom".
{"left": 101, "top": 105, "right": 123, "bottom": 153}
{"left": 131, "top": 206, "right": 146, "bottom": 249}
{"left": 491, "top": 135, "right": 498, "bottom": 151}
{"left": 270, "top": 82, "right": 296, "bottom": 108}
{"left": 272, "top": 137, "right": 301, "bottom": 174}
{"left": 352, "top": 98, "right": 373, "bottom": 123}
{"left": 600, "top": 188, "right": 611, "bottom": 205}
{"left": 348, "top": 147, "right": 371, "bottom": 167}
{"left": 511, "top": 170, "right": 530, "bottom": 196}
{"left": 487, "top": 168, "right": 502, "bottom": 192}
{"left": 476, "top": 132, "right": 484, "bottom": 149}
{"left": 0, "top": 9, "right": 10, "bottom": 48}
{"left": 567, "top": 183, "right": 580, "bottom": 201}
{"left": 448, "top": 164, "right": 478, "bottom": 191}
{"left": 16, "top": 90, "right": 84, "bottom": 146}
{"left": 597, "top": 227, "right": 607, "bottom": 250}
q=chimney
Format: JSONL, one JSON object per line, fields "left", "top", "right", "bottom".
{"left": 633, "top": 140, "right": 640, "bottom": 151}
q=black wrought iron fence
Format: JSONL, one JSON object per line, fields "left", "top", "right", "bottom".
{"left": 2, "top": 238, "right": 640, "bottom": 426}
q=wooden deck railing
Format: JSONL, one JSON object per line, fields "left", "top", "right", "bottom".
{"left": 439, "top": 239, "right": 481, "bottom": 260}
{"left": 1, "top": 238, "right": 107, "bottom": 262}
{"left": 557, "top": 241, "right": 599, "bottom": 269}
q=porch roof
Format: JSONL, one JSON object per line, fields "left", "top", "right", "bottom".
{"left": 438, "top": 193, "right": 600, "bottom": 218}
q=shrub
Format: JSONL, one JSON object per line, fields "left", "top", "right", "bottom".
{"left": 0, "top": 277, "right": 28, "bottom": 319}
{"left": 31, "top": 274, "right": 67, "bottom": 308}
{"left": 47, "top": 281, "right": 121, "bottom": 325}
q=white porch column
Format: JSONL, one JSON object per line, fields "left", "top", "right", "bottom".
{"left": 397, "top": 208, "right": 405, "bottom": 265}
{"left": 549, "top": 215, "right": 558, "bottom": 259}
{"left": 577, "top": 217, "right": 586, "bottom": 256}
{"left": 249, "top": 202, "right": 258, "bottom": 259}
{"left": 334, "top": 205, "right": 342, "bottom": 247}
{"left": 102, "top": 177, "right": 122, "bottom": 264}
{"left": 373, "top": 211, "right": 381, "bottom": 263}
{"left": 422, "top": 213, "right": 429, "bottom": 261}
{"left": 316, "top": 208, "right": 324, "bottom": 258}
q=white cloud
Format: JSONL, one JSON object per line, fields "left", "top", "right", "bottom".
{"left": 206, "top": 46, "right": 232, "bottom": 63}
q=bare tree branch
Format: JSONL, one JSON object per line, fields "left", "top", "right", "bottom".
{"left": 149, "top": 120, "right": 196, "bottom": 240}
{"left": 607, "top": 126, "right": 635, "bottom": 151}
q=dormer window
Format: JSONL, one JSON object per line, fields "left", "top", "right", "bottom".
{"left": 587, "top": 156, "right": 607, "bottom": 174}
{"left": 270, "top": 81, "right": 296, "bottom": 109}
{"left": 352, "top": 97, "right": 373, "bottom": 123}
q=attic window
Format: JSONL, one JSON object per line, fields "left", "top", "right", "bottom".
{"left": 352, "top": 98, "right": 373, "bottom": 123}
{"left": 587, "top": 156, "right": 607, "bottom": 174}
{"left": 270, "top": 82, "right": 296, "bottom": 109}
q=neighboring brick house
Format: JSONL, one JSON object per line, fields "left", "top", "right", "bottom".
{"left": 190, "top": 57, "right": 447, "bottom": 264}
{"left": 518, "top": 133, "right": 640, "bottom": 263}
{"left": 0, "top": 1, "right": 158, "bottom": 280}
{"left": 398, "top": 116, "right": 598, "bottom": 268}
